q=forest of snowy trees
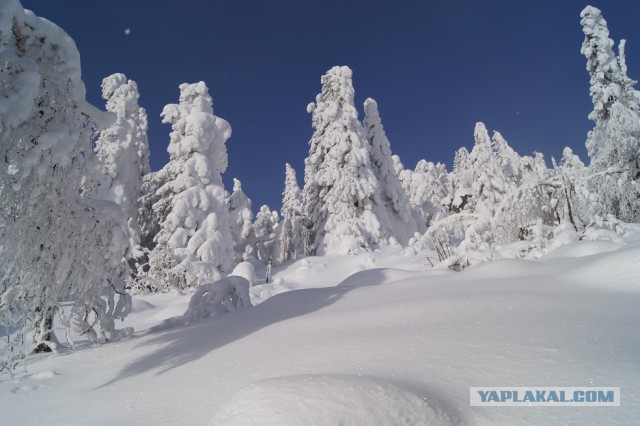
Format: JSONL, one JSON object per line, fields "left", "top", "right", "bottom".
{"left": 1, "top": 0, "right": 639, "bottom": 369}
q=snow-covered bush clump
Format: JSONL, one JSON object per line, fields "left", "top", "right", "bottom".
{"left": 181, "top": 276, "right": 251, "bottom": 324}
{"left": 146, "top": 82, "right": 235, "bottom": 291}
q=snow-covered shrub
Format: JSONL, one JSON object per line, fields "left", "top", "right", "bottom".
{"left": 181, "top": 276, "right": 251, "bottom": 324}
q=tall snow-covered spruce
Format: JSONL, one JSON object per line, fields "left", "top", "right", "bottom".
{"left": 580, "top": 6, "right": 640, "bottom": 222}
{"left": 0, "top": 0, "right": 131, "bottom": 366}
{"left": 95, "top": 73, "right": 150, "bottom": 265}
{"left": 146, "top": 82, "right": 235, "bottom": 291}
{"left": 363, "top": 98, "right": 421, "bottom": 243}
{"left": 303, "top": 66, "right": 394, "bottom": 255}
{"left": 275, "top": 163, "right": 305, "bottom": 263}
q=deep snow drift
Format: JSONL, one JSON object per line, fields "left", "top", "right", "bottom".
{"left": 1, "top": 234, "right": 639, "bottom": 425}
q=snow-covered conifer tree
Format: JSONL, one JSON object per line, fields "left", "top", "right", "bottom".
{"left": 402, "top": 160, "right": 449, "bottom": 228}
{"left": 147, "top": 82, "right": 235, "bottom": 290}
{"left": 466, "top": 123, "right": 509, "bottom": 216}
{"left": 275, "top": 163, "right": 305, "bottom": 264}
{"left": 449, "top": 147, "right": 473, "bottom": 213}
{"left": 363, "top": 98, "right": 421, "bottom": 243}
{"left": 95, "top": 73, "right": 150, "bottom": 267}
{"left": 581, "top": 6, "right": 640, "bottom": 222}
{"left": 492, "top": 131, "right": 521, "bottom": 186}
{"left": 0, "top": 0, "right": 131, "bottom": 366}
{"left": 253, "top": 205, "right": 279, "bottom": 263}
{"left": 227, "top": 178, "right": 255, "bottom": 258}
{"left": 302, "top": 66, "right": 382, "bottom": 254}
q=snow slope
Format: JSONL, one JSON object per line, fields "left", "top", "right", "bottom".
{"left": 1, "top": 238, "right": 639, "bottom": 425}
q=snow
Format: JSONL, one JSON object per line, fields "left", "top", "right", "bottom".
{"left": 211, "top": 375, "right": 456, "bottom": 425}
{"left": 1, "top": 235, "right": 639, "bottom": 425}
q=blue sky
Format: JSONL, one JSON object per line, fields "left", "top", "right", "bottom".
{"left": 22, "top": 0, "right": 640, "bottom": 212}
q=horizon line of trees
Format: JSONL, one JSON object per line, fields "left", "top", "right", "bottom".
{"left": 1, "top": 1, "right": 638, "bottom": 369}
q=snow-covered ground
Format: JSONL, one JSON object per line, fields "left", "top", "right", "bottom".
{"left": 1, "top": 236, "right": 639, "bottom": 425}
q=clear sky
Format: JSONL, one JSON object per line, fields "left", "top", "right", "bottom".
{"left": 22, "top": 0, "right": 640, "bottom": 212}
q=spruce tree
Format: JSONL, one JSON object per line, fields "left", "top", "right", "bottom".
{"left": 95, "top": 73, "right": 150, "bottom": 268}
{"left": 227, "top": 178, "right": 255, "bottom": 258}
{"left": 363, "top": 98, "right": 421, "bottom": 243}
{"left": 275, "top": 163, "right": 305, "bottom": 264}
{"left": 581, "top": 6, "right": 640, "bottom": 222}
{"left": 302, "top": 66, "right": 380, "bottom": 254}
{"left": 147, "top": 82, "right": 235, "bottom": 290}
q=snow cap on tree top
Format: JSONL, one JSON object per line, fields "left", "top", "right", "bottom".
{"left": 364, "top": 98, "right": 381, "bottom": 125}
{"left": 473, "top": 122, "right": 491, "bottom": 145}
{"left": 233, "top": 178, "right": 243, "bottom": 192}
{"left": 179, "top": 81, "right": 214, "bottom": 115}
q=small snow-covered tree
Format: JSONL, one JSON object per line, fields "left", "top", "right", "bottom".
{"left": 492, "top": 130, "right": 521, "bottom": 186}
{"left": 0, "top": 0, "right": 131, "bottom": 367}
{"left": 147, "top": 82, "right": 235, "bottom": 291}
{"left": 275, "top": 163, "right": 305, "bottom": 264}
{"left": 466, "top": 123, "right": 510, "bottom": 217}
{"left": 581, "top": 6, "right": 640, "bottom": 222}
{"left": 401, "top": 160, "right": 449, "bottom": 228}
{"left": 449, "top": 147, "right": 473, "bottom": 213}
{"left": 363, "top": 98, "right": 421, "bottom": 243}
{"left": 303, "top": 66, "right": 381, "bottom": 254}
{"left": 253, "top": 205, "right": 278, "bottom": 263}
{"left": 227, "top": 178, "right": 255, "bottom": 258}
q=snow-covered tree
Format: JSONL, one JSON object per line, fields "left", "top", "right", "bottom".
{"left": 227, "top": 178, "right": 255, "bottom": 258}
{"left": 146, "top": 82, "right": 235, "bottom": 291}
{"left": 303, "top": 66, "right": 382, "bottom": 254}
{"left": 449, "top": 147, "right": 473, "bottom": 213}
{"left": 253, "top": 205, "right": 279, "bottom": 263}
{"left": 0, "top": 0, "right": 131, "bottom": 367}
{"left": 275, "top": 163, "right": 305, "bottom": 264}
{"left": 492, "top": 130, "right": 521, "bottom": 186}
{"left": 363, "top": 98, "right": 421, "bottom": 243}
{"left": 466, "top": 123, "right": 510, "bottom": 216}
{"left": 581, "top": 6, "right": 640, "bottom": 222}
{"left": 95, "top": 73, "right": 150, "bottom": 284}
{"left": 401, "top": 160, "right": 449, "bottom": 228}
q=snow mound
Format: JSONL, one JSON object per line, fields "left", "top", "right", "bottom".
{"left": 28, "top": 370, "right": 59, "bottom": 380}
{"left": 542, "top": 239, "right": 623, "bottom": 259}
{"left": 339, "top": 268, "right": 419, "bottom": 288}
{"left": 210, "top": 374, "right": 455, "bottom": 426}
{"left": 229, "top": 261, "right": 258, "bottom": 286}
{"left": 130, "top": 298, "right": 156, "bottom": 312}
{"left": 560, "top": 243, "right": 640, "bottom": 291}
